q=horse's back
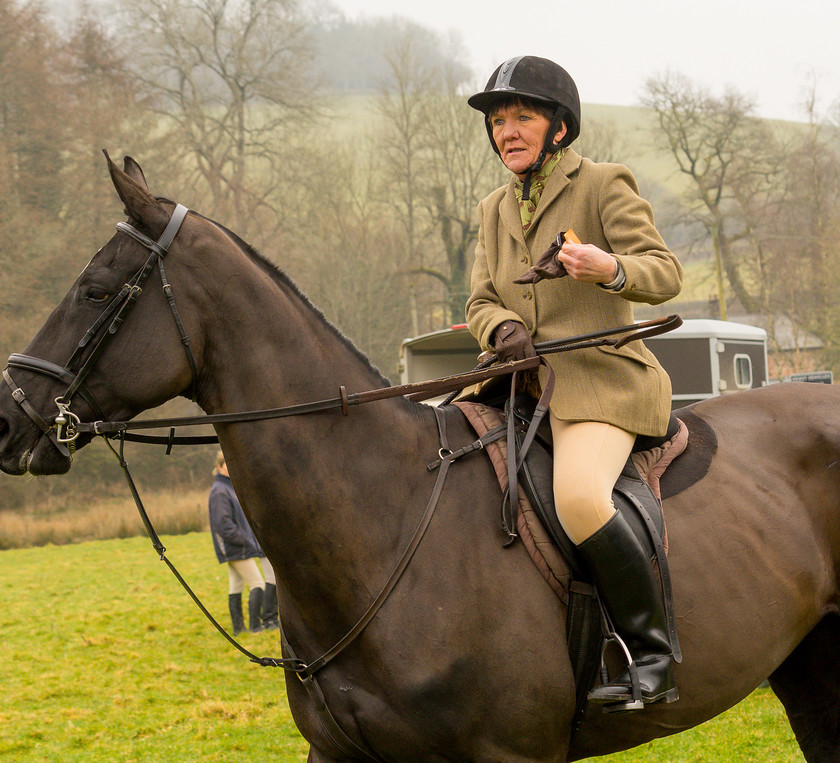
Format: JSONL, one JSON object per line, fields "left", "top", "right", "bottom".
{"left": 665, "top": 383, "right": 840, "bottom": 612}
{"left": 571, "top": 383, "right": 840, "bottom": 759}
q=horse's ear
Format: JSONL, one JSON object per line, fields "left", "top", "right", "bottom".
{"left": 102, "top": 149, "right": 168, "bottom": 231}
{"left": 122, "top": 156, "right": 149, "bottom": 190}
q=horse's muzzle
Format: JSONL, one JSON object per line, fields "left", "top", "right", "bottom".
{"left": 27, "top": 433, "right": 73, "bottom": 475}
{"left": 0, "top": 402, "right": 72, "bottom": 476}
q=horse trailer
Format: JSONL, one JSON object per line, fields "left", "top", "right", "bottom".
{"left": 399, "top": 318, "right": 769, "bottom": 409}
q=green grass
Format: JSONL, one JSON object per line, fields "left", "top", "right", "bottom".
{"left": 0, "top": 533, "right": 309, "bottom": 761}
{"left": 599, "top": 688, "right": 802, "bottom": 761}
{"left": 0, "top": 533, "right": 802, "bottom": 761}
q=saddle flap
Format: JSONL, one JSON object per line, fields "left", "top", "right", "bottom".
{"left": 454, "top": 397, "right": 689, "bottom": 597}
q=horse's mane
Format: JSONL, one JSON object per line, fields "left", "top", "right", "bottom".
{"left": 188, "top": 208, "right": 394, "bottom": 390}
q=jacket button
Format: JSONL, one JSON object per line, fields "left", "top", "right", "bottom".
{"left": 523, "top": 292, "right": 533, "bottom": 300}
{"left": 521, "top": 255, "right": 529, "bottom": 263}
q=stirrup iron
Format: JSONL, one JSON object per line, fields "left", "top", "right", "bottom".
{"left": 594, "top": 628, "right": 644, "bottom": 713}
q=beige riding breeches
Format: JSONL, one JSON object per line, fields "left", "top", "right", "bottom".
{"left": 549, "top": 417, "right": 636, "bottom": 545}
{"left": 262, "top": 557, "right": 276, "bottom": 586}
{"left": 227, "top": 557, "right": 266, "bottom": 595}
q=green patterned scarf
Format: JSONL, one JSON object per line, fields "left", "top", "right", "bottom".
{"left": 514, "top": 149, "right": 565, "bottom": 233}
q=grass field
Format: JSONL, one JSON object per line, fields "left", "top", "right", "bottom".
{"left": 0, "top": 532, "right": 803, "bottom": 761}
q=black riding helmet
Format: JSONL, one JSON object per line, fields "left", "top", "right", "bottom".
{"left": 468, "top": 56, "right": 581, "bottom": 199}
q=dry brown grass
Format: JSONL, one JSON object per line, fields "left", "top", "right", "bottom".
{"left": 0, "top": 488, "right": 208, "bottom": 550}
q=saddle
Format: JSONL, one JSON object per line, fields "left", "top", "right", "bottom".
{"left": 450, "top": 392, "right": 688, "bottom": 730}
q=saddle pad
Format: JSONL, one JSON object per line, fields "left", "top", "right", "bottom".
{"left": 453, "top": 401, "right": 689, "bottom": 603}
{"left": 631, "top": 419, "right": 689, "bottom": 503}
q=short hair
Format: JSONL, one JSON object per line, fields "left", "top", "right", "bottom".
{"left": 212, "top": 450, "right": 225, "bottom": 476}
{"left": 486, "top": 94, "right": 556, "bottom": 122}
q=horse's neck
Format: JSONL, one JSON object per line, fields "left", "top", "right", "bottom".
{"left": 198, "top": 276, "right": 437, "bottom": 640}
{"left": 200, "top": 280, "right": 418, "bottom": 486}
{"left": 197, "top": 262, "right": 389, "bottom": 410}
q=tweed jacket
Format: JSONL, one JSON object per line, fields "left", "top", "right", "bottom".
{"left": 466, "top": 148, "right": 683, "bottom": 437}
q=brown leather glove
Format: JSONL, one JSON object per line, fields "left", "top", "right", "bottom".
{"left": 513, "top": 229, "right": 581, "bottom": 284}
{"left": 492, "top": 321, "right": 536, "bottom": 362}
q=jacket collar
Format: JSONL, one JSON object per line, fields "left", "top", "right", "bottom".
{"left": 499, "top": 148, "right": 583, "bottom": 244}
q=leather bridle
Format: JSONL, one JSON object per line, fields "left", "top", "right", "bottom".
{"left": 3, "top": 203, "right": 196, "bottom": 458}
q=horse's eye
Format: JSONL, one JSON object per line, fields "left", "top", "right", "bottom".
{"left": 85, "top": 288, "right": 112, "bottom": 304}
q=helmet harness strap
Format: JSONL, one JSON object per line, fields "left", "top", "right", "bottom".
{"left": 520, "top": 105, "right": 566, "bottom": 202}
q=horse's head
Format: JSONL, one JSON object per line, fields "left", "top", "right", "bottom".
{"left": 0, "top": 153, "right": 211, "bottom": 476}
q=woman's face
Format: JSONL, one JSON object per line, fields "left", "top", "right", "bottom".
{"left": 489, "top": 103, "right": 567, "bottom": 178}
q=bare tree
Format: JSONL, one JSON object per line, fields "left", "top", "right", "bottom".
{"left": 643, "top": 71, "right": 840, "bottom": 374}
{"left": 118, "top": 0, "right": 320, "bottom": 244}
{"left": 373, "top": 26, "right": 439, "bottom": 332}
{"left": 420, "top": 70, "right": 508, "bottom": 326}
{"left": 287, "top": 139, "right": 416, "bottom": 378}
{"left": 59, "top": 11, "right": 157, "bottom": 258}
{"left": 375, "top": 24, "right": 504, "bottom": 330}
{"left": 0, "top": 0, "right": 81, "bottom": 349}
{"left": 641, "top": 73, "right": 780, "bottom": 319}
{"left": 773, "top": 90, "right": 840, "bottom": 366}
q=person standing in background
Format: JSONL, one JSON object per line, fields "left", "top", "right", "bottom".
{"left": 208, "top": 451, "right": 279, "bottom": 634}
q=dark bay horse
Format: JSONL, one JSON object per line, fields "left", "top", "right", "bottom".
{"left": 1, "top": 155, "right": 839, "bottom": 762}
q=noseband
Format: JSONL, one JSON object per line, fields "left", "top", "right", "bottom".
{"left": 3, "top": 203, "right": 196, "bottom": 458}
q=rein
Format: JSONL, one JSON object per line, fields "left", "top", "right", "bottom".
{"left": 2, "top": 197, "right": 682, "bottom": 761}
{"left": 20, "top": 313, "right": 681, "bottom": 446}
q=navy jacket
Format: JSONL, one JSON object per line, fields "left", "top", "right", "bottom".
{"left": 208, "top": 474, "right": 264, "bottom": 563}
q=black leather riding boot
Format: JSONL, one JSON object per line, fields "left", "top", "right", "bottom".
{"left": 576, "top": 511, "right": 678, "bottom": 710}
{"left": 248, "top": 587, "right": 264, "bottom": 633}
{"left": 228, "top": 593, "right": 245, "bottom": 636}
{"left": 262, "top": 583, "right": 280, "bottom": 631}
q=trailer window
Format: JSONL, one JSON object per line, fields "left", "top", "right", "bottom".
{"left": 734, "top": 354, "right": 753, "bottom": 389}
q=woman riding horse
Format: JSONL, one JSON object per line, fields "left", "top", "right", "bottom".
{"left": 466, "top": 55, "right": 684, "bottom": 709}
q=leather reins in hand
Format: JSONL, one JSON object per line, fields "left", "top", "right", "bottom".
{"left": 441, "top": 314, "right": 682, "bottom": 406}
